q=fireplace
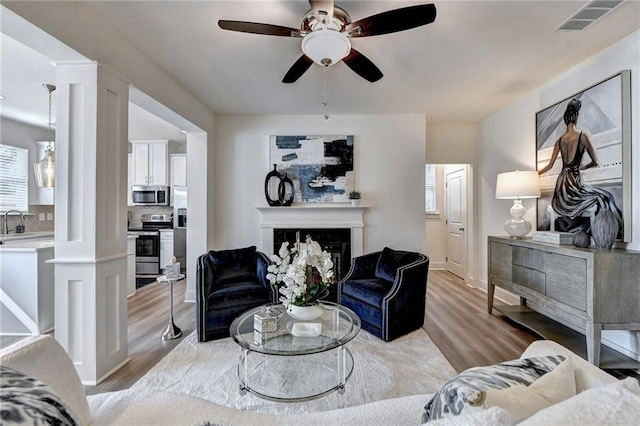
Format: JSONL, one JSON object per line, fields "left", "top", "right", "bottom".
{"left": 274, "top": 228, "right": 351, "bottom": 282}
{"left": 257, "top": 205, "right": 367, "bottom": 301}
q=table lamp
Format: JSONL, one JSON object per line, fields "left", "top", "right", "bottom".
{"left": 495, "top": 170, "right": 541, "bottom": 238}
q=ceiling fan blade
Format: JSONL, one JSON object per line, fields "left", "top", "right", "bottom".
{"left": 218, "top": 20, "right": 303, "bottom": 37}
{"left": 345, "top": 4, "right": 437, "bottom": 37}
{"left": 342, "top": 49, "right": 383, "bottom": 82}
{"left": 309, "top": 0, "right": 334, "bottom": 23}
{"left": 282, "top": 55, "right": 314, "bottom": 83}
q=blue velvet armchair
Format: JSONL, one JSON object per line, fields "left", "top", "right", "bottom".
{"left": 196, "top": 246, "right": 277, "bottom": 342}
{"left": 338, "top": 247, "right": 429, "bottom": 341}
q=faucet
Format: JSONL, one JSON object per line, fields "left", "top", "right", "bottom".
{"left": 3, "top": 210, "right": 24, "bottom": 235}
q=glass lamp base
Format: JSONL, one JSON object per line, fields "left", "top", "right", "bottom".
{"left": 504, "top": 218, "right": 532, "bottom": 239}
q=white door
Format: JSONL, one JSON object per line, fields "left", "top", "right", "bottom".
{"left": 445, "top": 166, "right": 468, "bottom": 279}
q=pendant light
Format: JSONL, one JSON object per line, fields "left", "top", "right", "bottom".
{"left": 33, "top": 84, "right": 56, "bottom": 188}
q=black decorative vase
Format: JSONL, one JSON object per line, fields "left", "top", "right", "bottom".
{"left": 591, "top": 209, "right": 617, "bottom": 250}
{"left": 264, "top": 164, "right": 283, "bottom": 206}
{"left": 572, "top": 230, "right": 591, "bottom": 248}
{"left": 278, "top": 174, "right": 294, "bottom": 206}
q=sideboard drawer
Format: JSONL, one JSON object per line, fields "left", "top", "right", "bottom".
{"left": 545, "top": 253, "right": 587, "bottom": 311}
{"left": 513, "top": 265, "right": 546, "bottom": 294}
{"left": 513, "top": 246, "right": 544, "bottom": 271}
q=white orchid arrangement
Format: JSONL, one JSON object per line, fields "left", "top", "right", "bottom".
{"left": 266, "top": 237, "right": 335, "bottom": 307}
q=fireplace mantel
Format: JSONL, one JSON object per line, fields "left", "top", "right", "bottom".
{"left": 256, "top": 205, "right": 367, "bottom": 257}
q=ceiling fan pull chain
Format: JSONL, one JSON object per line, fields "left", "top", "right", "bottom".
{"left": 322, "top": 67, "right": 329, "bottom": 120}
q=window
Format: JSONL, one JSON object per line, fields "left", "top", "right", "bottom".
{"left": 0, "top": 144, "right": 29, "bottom": 212}
{"left": 425, "top": 164, "right": 437, "bottom": 213}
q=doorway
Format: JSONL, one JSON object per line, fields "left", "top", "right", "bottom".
{"left": 425, "top": 164, "right": 472, "bottom": 282}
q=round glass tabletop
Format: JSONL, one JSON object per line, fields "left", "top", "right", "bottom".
{"left": 230, "top": 301, "right": 361, "bottom": 356}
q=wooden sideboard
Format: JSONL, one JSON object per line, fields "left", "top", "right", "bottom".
{"left": 487, "top": 236, "right": 640, "bottom": 366}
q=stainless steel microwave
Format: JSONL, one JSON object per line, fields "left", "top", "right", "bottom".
{"left": 131, "top": 185, "right": 170, "bottom": 206}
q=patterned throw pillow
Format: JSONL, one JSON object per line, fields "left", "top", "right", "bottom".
{"left": 422, "top": 355, "right": 566, "bottom": 422}
{"left": 0, "top": 365, "right": 79, "bottom": 425}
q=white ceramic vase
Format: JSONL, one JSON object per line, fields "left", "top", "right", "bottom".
{"left": 287, "top": 304, "right": 324, "bottom": 320}
{"left": 350, "top": 199, "right": 360, "bottom": 206}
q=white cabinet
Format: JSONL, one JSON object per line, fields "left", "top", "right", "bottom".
{"left": 0, "top": 242, "right": 55, "bottom": 335}
{"left": 127, "top": 235, "right": 137, "bottom": 297}
{"left": 131, "top": 140, "right": 168, "bottom": 186}
{"left": 170, "top": 154, "right": 187, "bottom": 187}
{"left": 127, "top": 153, "right": 133, "bottom": 206}
{"left": 160, "top": 229, "right": 174, "bottom": 270}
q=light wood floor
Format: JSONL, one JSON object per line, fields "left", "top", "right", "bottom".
{"left": 85, "top": 278, "right": 195, "bottom": 396}
{"left": 84, "top": 269, "right": 637, "bottom": 395}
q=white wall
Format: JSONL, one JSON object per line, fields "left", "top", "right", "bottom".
{"left": 478, "top": 30, "right": 640, "bottom": 359}
{"left": 426, "top": 122, "right": 479, "bottom": 165}
{"left": 214, "top": 114, "right": 427, "bottom": 255}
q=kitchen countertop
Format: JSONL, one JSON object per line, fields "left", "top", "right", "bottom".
{"left": 0, "top": 231, "right": 54, "bottom": 243}
{"left": 0, "top": 239, "right": 54, "bottom": 252}
{"left": 0, "top": 233, "right": 136, "bottom": 250}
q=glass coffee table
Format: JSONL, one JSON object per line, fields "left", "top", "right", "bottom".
{"left": 230, "top": 301, "right": 361, "bottom": 402}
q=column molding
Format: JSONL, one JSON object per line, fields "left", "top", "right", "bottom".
{"left": 54, "top": 62, "right": 130, "bottom": 385}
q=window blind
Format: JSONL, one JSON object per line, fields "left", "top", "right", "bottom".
{"left": 0, "top": 144, "right": 29, "bottom": 212}
{"left": 425, "top": 164, "right": 437, "bottom": 213}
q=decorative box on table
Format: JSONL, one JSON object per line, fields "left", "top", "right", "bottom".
{"left": 532, "top": 231, "right": 573, "bottom": 245}
{"left": 253, "top": 306, "right": 282, "bottom": 345}
{"left": 166, "top": 262, "right": 181, "bottom": 279}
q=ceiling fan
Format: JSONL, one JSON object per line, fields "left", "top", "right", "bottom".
{"left": 218, "top": 1, "right": 437, "bottom": 83}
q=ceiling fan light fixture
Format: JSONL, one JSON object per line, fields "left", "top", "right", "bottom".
{"left": 301, "top": 29, "right": 351, "bottom": 67}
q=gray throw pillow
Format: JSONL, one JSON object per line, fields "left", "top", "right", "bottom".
{"left": 422, "top": 355, "right": 566, "bottom": 422}
{"left": 0, "top": 365, "right": 79, "bottom": 425}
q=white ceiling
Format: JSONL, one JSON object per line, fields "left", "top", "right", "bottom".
{"left": 1, "top": 1, "right": 639, "bottom": 133}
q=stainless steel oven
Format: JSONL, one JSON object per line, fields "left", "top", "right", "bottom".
{"left": 130, "top": 230, "right": 161, "bottom": 274}
{"left": 128, "top": 214, "right": 172, "bottom": 275}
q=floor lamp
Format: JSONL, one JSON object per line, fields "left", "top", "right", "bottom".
{"left": 495, "top": 170, "right": 541, "bottom": 238}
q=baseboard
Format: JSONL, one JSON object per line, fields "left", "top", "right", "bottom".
{"left": 184, "top": 290, "right": 195, "bottom": 304}
{"left": 429, "top": 261, "right": 445, "bottom": 270}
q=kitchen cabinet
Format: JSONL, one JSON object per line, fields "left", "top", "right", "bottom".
{"left": 170, "top": 154, "right": 187, "bottom": 187}
{"left": 0, "top": 240, "right": 55, "bottom": 335}
{"left": 160, "top": 229, "right": 174, "bottom": 270}
{"left": 132, "top": 140, "right": 168, "bottom": 186}
{"left": 488, "top": 236, "right": 640, "bottom": 366}
{"left": 127, "top": 153, "right": 133, "bottom": 206}
{"left": 127, "top": 235, "right": 137, "bottom": 297}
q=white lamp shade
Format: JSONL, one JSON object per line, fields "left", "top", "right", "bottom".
{"left": 496, "top": 170, "right": 540, "bottom": 199}
{"left": 301, "top": 29, "right": 351, "bottom": 66}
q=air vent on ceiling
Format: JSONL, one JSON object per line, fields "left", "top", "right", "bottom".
{"left": 555, "top": 0, "right": 625, "bottom": 31}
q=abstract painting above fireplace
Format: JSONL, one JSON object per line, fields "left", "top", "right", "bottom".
{"left": 270, "top": 135, "right": 354, "bottom": 203}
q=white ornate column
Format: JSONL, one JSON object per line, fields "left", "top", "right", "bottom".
{"left": 52, "top": 62, "right": 129, "bottom": 385}
{"left": 256, "top": 205, "right": 367, "bottom": 257}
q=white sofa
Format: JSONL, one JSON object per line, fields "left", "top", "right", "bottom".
{"left": 1, "top": 335, "right": 638, "bottom": 425}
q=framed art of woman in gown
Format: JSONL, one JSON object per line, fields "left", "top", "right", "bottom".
{"left": 536, "top": 71, "right": 631, "bottom": 242}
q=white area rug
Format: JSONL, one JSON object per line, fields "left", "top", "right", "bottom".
{"left": 131, "top": 328, "right": 456, "bottom": 415}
